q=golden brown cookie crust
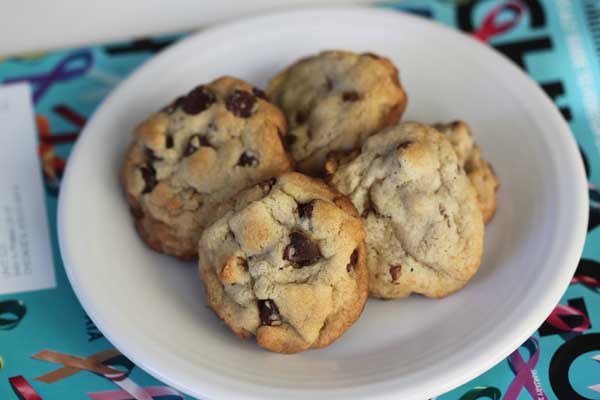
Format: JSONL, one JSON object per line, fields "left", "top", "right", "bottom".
{"left": 267, "top": 50, "right": 408, "bottom": 175}
{"left": 434, "top": 121, "right": 499, "bottom": 224}
{"left": 122, "top": 76, "right": 293, "bottom": 259}
{"left": 327, "top": 122, "right": 484, "bottom": 299}
{"left": 198, "top": 172, "right": 368, "bottom": 353}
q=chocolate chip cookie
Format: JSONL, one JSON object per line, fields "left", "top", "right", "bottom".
{"left": 434, "top": 121, "right": 499, "bottom": 223}
{"left": 326, "top": 122, "right": 484, "bottom": 299}
{"left": 122, "top": 76, "right": 293, "bottom": 260}
{"left": 198, "top": 172, "right": 368, "bottom": 353}
{"left": 267, "top": 50, "right": 407, "bottom": 175}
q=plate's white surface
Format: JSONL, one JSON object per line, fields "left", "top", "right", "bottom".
{"left": 58, "top": 7, "right": 588, "bottom": 400}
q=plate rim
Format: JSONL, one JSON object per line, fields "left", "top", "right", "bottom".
{"left": 57, "top": 6, "right": 589, "bottom": 400}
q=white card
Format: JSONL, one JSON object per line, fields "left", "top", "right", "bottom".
{"left": 0, "top": 83, "right": 56, "bottom": 295}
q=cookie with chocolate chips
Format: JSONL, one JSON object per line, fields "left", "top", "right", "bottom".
{"left": 266, "top": 50, "right": 408, "bottom": 175}
{"left": 198, "top": 172, "right": 368, "bottom": 353}
{"left": 326, "top": 122, "right": 484, "bottom": 299}
{"left": 122, "top": 76, "right": 293, "bottom": 260}
{"left": 434, "top": 120, "right": 499, "bottom": 224}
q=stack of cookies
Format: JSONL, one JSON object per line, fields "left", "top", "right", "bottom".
{"left": 122, "top": 50, "right": 498, "bottom": 354}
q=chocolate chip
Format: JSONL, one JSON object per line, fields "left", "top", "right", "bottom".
{"left": 297, "top": 201, "right": 314, "bottom": 219}
{"left": 390, "top": 265, "right": 402, "bottom": 282}
{"left": 325, "top": 76, "right": 334, "bottom": 91}
{"left": 145, "top": 147, "right": 162, "bottom": 161}
{"left": 166, "top": 135, "right": 174, "bottom": 149}
{"left": 258, "top": 299, "right": 282, "bottom": 326}
{"left": 252, "top": 87, "right": 268, "bottom": 100}
{"left": 163, "top": 96, "right": 184, "bottom": 114}
{"left": 182, "top": 86, "right": 216, "bottom": 115}
{"left": 439, "top": 205, "right": 451, "bottom": 228}
{"left": 283, "top": 232, "right": 321, "bottom": 267}
{"left": 363, "top": 52, "right": 381, "bottom": 59}
{"left": 238, "top": 152, "right": 259, "bottom": 167}
{"left": 140, "top": 165, "right": 157, "bottom": 194}
{"left": 295, "top": 110, "right": 307, "bottom": 125}
{"left": 183, "top": 135, "right": 210, "bottom": 157}
{"left": 342, "top": 91, "right": 360, "bottom": 102}
{"left": 397, "top": 141, "right": 414, "bottom": 150}
{"left": 347, "top": 249, "right": 359, "bottom": 273}
{"left": 226, "top": 90, "right": 256, "bottom": 118}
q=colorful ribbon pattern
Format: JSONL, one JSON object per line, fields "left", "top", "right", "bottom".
{"left": 572, "top": 259, "right": 600, "bottom": 290}
{"left": 504, "top": 337, "right": 548, "bottom": 400}
{"left": 1, "top": 2, "right": 600, "bottom": 398}
{"left": 32, "top": 349, "right": 124, "bottom": 383}
{"left": 31, "top": 349, "right": 181, "bottom": 400}
{"left": 37, "top": 104, "right": 85, "bottom": 195}
{"left": 545, "top": 304, "right": 591, "bottom": 333}
{"left": 4, "top": 50, "right": 92, "bottom": 103}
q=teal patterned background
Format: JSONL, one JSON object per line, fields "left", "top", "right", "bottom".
{"left": 1, "top": 1, "right": 599, "bottom": 399}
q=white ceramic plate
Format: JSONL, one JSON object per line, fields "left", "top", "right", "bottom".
{"left": 58, "top": 7, "right": 588, "bottom": 400}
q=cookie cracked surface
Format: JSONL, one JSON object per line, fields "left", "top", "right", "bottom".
{"left": 198, "top": 172, "right": 368, "bottom": 353}
{"left": 434, "top": 120, "right": 499, "bottom": 223}
{"left": 267, "top": 50, "right": 407, "bottom": 175}
{"left": 326, "top": 122, "right": 484, "bottom": 299}
{"left": 122, "top": 76, "right": 293, "bottom": 260}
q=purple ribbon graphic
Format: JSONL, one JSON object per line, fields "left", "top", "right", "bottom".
{"left": 4, "top": 49, "right": 92, "bottom": 103}
{"left": 504, "top": 337, "right": 548, "bottom": 400}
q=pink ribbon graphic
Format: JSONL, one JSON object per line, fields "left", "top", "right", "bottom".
{"left": 545, "top": 304, "right": 591, "bottom": 333}
{"left": 504, "top": 337, "right": 548, "bottom": 400}
{"left": 9, "top": 375, "right": 43, "bottom": 400}
{"left": 87, "top": 386, "right": 184, "bottom": 400}
{"left": 473, "top": 1, "right": 524, "bottom": 43}
{"left": 570, "top": 258, "right": 599, "bottom": 291}
{"left": 572, "top": 273, "right": 600, "bottom": 288}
